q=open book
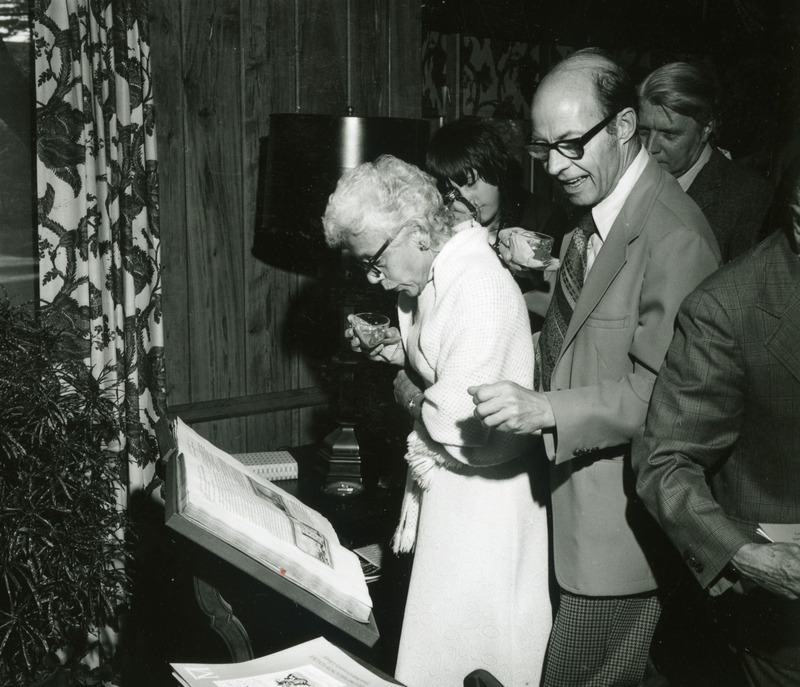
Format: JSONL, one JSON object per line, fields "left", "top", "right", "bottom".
{"left": 171, "top": 636, "right": 402, "bottom": 686}
{"left": 164, "top": 418, "right": 376, "bottom": 641}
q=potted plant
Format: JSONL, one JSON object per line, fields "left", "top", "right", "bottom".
{"left": 0, "top": 297, "right": 130, "bottom": 686}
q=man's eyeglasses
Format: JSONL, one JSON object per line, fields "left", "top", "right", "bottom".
{"left": 525, "top": 111, "right": 618, "bottom": 162}
{"left": 360, "top": 230, "right": 400, "bottom": 278}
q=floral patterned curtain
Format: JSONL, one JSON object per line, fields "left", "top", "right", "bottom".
{"left": 34, "top": 0, "right": 165, "bottom": 490}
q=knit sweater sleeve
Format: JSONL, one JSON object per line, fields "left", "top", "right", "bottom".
{"left": 420, "top": 265, "right": 535, "bottom": 467}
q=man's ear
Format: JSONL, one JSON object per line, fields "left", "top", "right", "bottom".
{"left": 700, "top": 119, "right": 715, "bottom": 144}
{"left": 615, "top": 107, "right": 638, "bottom": 144}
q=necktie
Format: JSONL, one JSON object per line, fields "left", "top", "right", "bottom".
{"left": 536, "top": 210, "right": 596, "bottom": 392}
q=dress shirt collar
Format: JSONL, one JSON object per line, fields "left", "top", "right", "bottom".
{"left": 676, "top": 142, "right": 713, "bottom": 191}
{"left": 590, "top": 146, "right": 649, "bottom": 243}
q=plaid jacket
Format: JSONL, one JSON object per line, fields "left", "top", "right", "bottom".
{"left": 635, "top": 229, "right": 800, "bottom": 594}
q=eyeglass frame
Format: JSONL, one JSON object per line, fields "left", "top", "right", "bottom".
{"left": 441, "top": 184, "right": 480, "bottom": 222}
{"left": 358, "top": 184, "right": 460, "bottom": 277}
{"left": 360, "top": 227, "right": 405, "bottom": 278}
{"left": 525, "top": 110, "right": 619, "bottom": 162}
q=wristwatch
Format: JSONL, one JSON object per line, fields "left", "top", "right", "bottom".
{"left": 407, "top": 391, "right": 424, "bottom": 417}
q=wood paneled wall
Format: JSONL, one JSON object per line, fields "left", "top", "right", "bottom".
{"left": 149, "top": 1, "right": 422, "bottom": 452}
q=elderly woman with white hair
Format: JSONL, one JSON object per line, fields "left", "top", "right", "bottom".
{"left": 322, "top": 154, "right": 551, "bottom": 687}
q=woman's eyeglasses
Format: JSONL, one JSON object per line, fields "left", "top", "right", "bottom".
{"left": 442, "top": 185, "right": 480, "bottom": 222}
{"left": 356, "top": 181, "right": 483, "bottom": 278}
{"left": 360, "top": 234, "right": 396, "bottom": 278}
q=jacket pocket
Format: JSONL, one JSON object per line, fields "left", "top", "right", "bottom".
{"left": 585, "top": 313, "right": 629, "bottom": 329}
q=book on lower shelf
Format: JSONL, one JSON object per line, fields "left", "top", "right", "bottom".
{"left": 171, "top": 636, "right": 403, "bottom": 686}
{"left": 162, "top": 417, "right": 378, "bottom": 646}
{"left": 231, "top": 450, "right": 298, "bottom": 481}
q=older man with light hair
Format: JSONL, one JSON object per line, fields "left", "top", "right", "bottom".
{"left": 637, "top": 61, "right": 773, "bottom": 262}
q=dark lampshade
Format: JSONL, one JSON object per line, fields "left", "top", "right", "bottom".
{"left": 253, "top": 114, "right": 430, "bottom": 278}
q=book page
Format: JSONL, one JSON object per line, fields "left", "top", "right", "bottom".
{"left": 171, "top": 636, "right": 400, "bottom": 687}
{"left": 756, "top": 523, "right": 800, "bottom": 544}
{"left": 188, "top": 454, "right": 332, "bottom": 566}
{"left": 176, "top": 420, "right": 334, "bottom": 539}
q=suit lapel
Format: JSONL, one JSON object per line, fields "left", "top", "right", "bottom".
{"left": 559, "top": 156, "right": 663, "bottom": 355}
{"left": 687, "top": 148, "right": 722, "bottom": 213}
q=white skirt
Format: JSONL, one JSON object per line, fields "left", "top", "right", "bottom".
{"left": 394, "top": 454, "right": 551, "bottom": 687}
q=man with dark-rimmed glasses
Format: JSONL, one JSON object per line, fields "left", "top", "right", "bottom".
{"left": 470, "top": 47, "right": 721, "bottom": 686}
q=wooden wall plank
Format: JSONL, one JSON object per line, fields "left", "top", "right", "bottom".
{"left": 339, "top": 0, "right": 423, "bottom": 119}
{"left": 350, "top": 0, "right": 387, "bottom": 116}
{"left": 180, "top": 0, "right": 247, "bottom": 451}
{"left": 389, "top": 0, "right": 423, "bottom": 118}
{"left": 155, "top": 0, "right": 422, "bottom": 453}
{"left": 149, "top": 0, "right": 190, "bottom": 407}
{"left": 241, "top": 0, "right": 307, "bottom": 451}
{"left": 294, "top": 0, "right": 349, "bottom": 446}
{"left": 297, "top": 0, "right": 348, "bottom": 115}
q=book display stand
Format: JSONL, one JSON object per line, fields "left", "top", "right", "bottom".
{"left": 157, "top": 417, "right": 386, "bottom": 664}
{"left": 164, "top": 456, "right": 380, "bottom": 650}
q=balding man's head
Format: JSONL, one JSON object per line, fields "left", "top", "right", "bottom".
{"left": 530, "top": 48, "right": 641, "bottom": 207}
{"left": 537, "top": 48, "right": 638, "bottom": 132}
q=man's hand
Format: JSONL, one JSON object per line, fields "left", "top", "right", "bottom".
{"left": 731, "top": 542, "right": 800, "bottom": 600}
{"left": 468, "top": 382, "right": 555, "bottom": 434}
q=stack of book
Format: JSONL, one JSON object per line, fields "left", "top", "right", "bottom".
{"left": 231, "top": 450, "right": 298, "bottom": 481}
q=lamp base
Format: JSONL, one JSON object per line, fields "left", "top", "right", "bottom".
{"left": 317, "top": 423, "right": 365, "bottom": 497}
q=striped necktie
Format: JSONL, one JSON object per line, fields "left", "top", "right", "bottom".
{"left": 536, "top": 210, "right": 596, "bottom": 392}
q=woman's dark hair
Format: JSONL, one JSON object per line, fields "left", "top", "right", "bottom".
{"left": 426, "top": 116, "right": 526, "bottom": 228}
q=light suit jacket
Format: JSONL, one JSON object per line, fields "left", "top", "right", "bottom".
{"left": 540, "top": 154, "right": 721, "bottom": 596}
{"left": 635, "top": 229, "right": 800, "bottom": 594}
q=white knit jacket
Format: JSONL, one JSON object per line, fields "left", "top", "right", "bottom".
{"left": 393, "top": 222, "right": 536, "bottom": 551}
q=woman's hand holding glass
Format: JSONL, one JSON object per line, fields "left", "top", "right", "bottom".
{"left": 346, "top": 313, "right": 404, "bottom": 365}
{"left": 496, "top": 228, "right": 561, "bottom": 274}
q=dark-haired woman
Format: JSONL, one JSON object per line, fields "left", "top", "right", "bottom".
{"left": 427, "top": 116, "right": 567, "bottom": 330}
{"left": 427, "top": 116, "right": 566, "bottom": 250}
